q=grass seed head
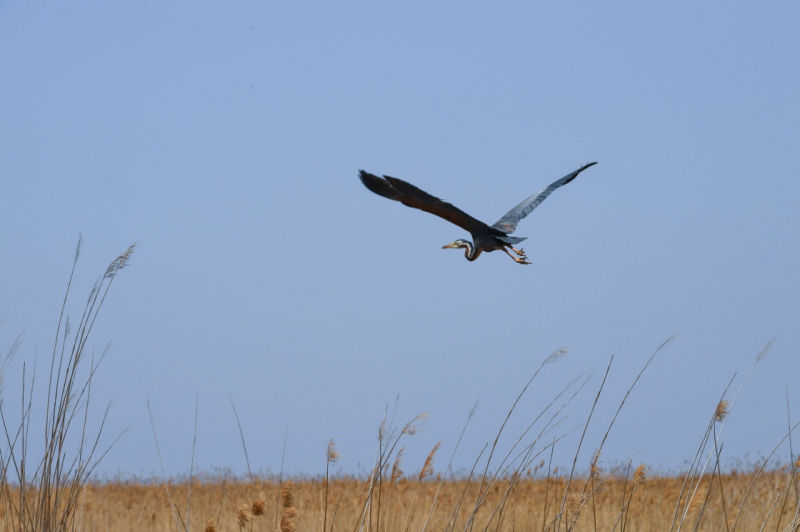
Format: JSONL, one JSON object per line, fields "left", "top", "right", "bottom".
{"left": 104, "top": 243, "right": 136, "bottom": 279}
{"left": 402, "top": 413, "right": 429, "bottom": 435}
{"left": 251, "top": 497, "right": 266, "bottom": 516}
{"left": 419, "top": 441, "right": 441, "bottom": 481}
{"left": 391, "top": 447, "right": 405, "bottom": 482}
{"left": 715, "top": 400, "right": 729, "bottom": 422}
{"left": 282, "top": 482, "right": 295, "bottom": 509}
{"left": 633, "top": 464, "right": 647, "bottom": 485}
{"left": 235, "top": 503, "right": 252, "bottom": 527}
{"left": 589, "top": 451, "right": 603, "bottom": 481}
{"left": 545, "top": 347, "right": 568, "bottom": 364}
{"left": 327, "top": 438, "right": 340, "bottom": 464}
{"left": 566, "top": 493, "right": 581, "bottom": 528}
{"left": 280, "top": 515, "right": 296, "bottom": 532}
{"left": 204, "top": 518, "right": 217, "bottom": 532}
{"left": 281, "top": 481, "right": 298, "bottom": 530}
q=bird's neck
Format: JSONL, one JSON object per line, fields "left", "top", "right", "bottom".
{"left": 463, "top": 241, "right": 480, "bottom": 261}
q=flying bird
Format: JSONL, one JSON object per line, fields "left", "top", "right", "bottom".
{"left": 359, "top": 162, "right": 597, "bottom": 264}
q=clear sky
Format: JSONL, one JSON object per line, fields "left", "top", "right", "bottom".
{"left": 1, "top": 1, "right": 798, "bottom": 479}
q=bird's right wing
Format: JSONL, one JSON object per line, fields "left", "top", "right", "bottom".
{"left": 359, "top": 171, "right": 493, "bottom": 234}
{"left": 491, "top": 162, "right": 597, "bottom": 233}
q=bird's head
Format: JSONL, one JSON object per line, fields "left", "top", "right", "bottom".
{"left": 442, "top": 239, "right": 470, "bottom": 250}
{"left": 442, "top": 238, "right": 480, "bottom": 261}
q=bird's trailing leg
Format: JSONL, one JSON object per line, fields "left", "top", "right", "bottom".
{"left": 510, "top": 246, "right": 526, "bottom": 257}
{"left": 503, "top": 247, "right": 531, "bottom": 265}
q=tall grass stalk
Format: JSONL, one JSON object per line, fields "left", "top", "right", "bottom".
{"left": 712, "top": 421, "right": 730, "bottom": 532}
{"left": 421, "top": 400, "right": 477, "bottom": 532}
{"left": 227, "top": 395, "right": 254, "bottom": 483}
{"left": 462, "top": 348, "right": 568, "bottom": 530}
{"left": 484, "top": 377, "right": 590, "bottom": 529}
{"left": 444, "top": 442, "right": 487, "bottom": 532}
{"left": 187, "top": 394, "right": 199, "bottom": 531}
{"left": 569, "top": 335, "right": 674, "bottom": 531}
{"left": 610, "top": 460, "right": 632, "bottom": 531}
{"left": 478, "top": 348, "right": 567, "bottom": 493}
{"left": 552, "top": 355, "right": 613, "bottom": 531}
{"left": 731, "top": 420, "right": 800, "bottom": 531}
{"left": 774, "top": 387, "right": 799, "bottom": 532}
{"left": 274, "top": 426, "right": 288, "bottom": 530}
{"left": 0, "top": 238, "right": 134, "bottom": 531}
{"left": 323, "top": 438, "right": 339, "bottom": 532}
{"left": 353, "top": 410, "right": 426, "bottom": 531}
{"left": 147, "top": 398, "right": 186, "bottom": 530}
{"left": 671, "top": 376, "right": 736, "bottom": 532}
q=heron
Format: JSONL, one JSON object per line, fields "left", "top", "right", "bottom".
{"left": 359, "top": 162, "right": 597, "bottom": 264}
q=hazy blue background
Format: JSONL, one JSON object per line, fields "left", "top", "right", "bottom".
{"left": 1, "top": 1, "right": 798, "bottom": 478}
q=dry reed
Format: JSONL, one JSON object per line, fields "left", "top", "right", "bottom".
{"left": 0, "top": 238, "right": 134, "bottom": 531}
{"left": 0, "top": 470, "right": 792, "bottom": 532}
{"left": 3, "top": 251, "right": 795, "bottom": 532}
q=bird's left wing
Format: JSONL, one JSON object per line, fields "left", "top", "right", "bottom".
{"left": 359, "top": 170, "right": 493, "bottom": 234}
{"left": 491, "top": 162, "right": 597, "bottom": 234}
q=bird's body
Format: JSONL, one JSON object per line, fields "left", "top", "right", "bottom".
{"left": 359, "top": 162, "right": 597, "bottom": 264}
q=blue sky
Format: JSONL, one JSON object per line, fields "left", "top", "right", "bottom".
{"left": 1, "top": 1, "right": 798, "bottom": 478}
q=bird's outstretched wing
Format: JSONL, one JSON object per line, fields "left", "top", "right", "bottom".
{"left": 491, "top": 162, "right": 597, "bottom": 234}
{"left": 359, "top": 170, "right": 495, "bottom": 234}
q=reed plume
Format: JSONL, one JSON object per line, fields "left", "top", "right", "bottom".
{"left": 419, "top": 442, "right": 441, "bottom": 481}
{"left": 235, "top": 503, "right": 251, "bottom": 528}
{"left": 391, "top": 447, "right": 405, "bottom": 482}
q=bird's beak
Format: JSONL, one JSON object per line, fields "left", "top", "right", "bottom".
{"left": 442, "top": 242, "right": 457, "bottom": 249}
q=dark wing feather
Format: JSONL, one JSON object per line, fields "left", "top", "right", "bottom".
{"left": 359, "top": 170, "right": 493, "bottom": 234}
{"left": 491, "top": 162, "right": 597, "bottom": 234}
{"left": 359, "top": 170, "right": 404, "bottom": 201}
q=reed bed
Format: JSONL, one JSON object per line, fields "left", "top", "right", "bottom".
{"left": 1, "top": 469, "right": 797, "bottom": 531}
{"left": 2, "top": 243, "right": 798, "bottom": 531}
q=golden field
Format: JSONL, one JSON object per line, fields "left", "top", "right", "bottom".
{"left": 3, "top": 469, "right": 799, "bottom": 531}
{"left": 4, "top": 247, "right": 798, "bottom": 531}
